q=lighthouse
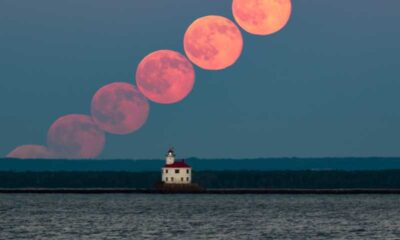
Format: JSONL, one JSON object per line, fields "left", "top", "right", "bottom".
{"left": 161, "top": 148, "right": 192, "bottom": 184}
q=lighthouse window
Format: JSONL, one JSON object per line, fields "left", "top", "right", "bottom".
{"left": 187, "top": 177, "right": 189, "bottom": 181}
{"left": 165, "top": 169, "right": 168, "bottom": 173}
{"left": 186, "top": 169, "right": 189, "bottom": 174}
{"left": 175, "top": 169, "right": 180, "bottom": 174}
{"left": 171, "top": 177, "right": 174, "bottom": 181}
{"left": 166, "top": 177, "right": 168, "bottom": 182}
{"left": 181, "top": 177, "right": 184, "bottom": 181}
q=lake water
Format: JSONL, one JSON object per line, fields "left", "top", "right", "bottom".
{"left": 0, "top": 194, "right": 399, "bottom": 239}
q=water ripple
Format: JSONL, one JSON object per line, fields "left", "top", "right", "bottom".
{"left": 0, "top": 194, "right": 400, "bottom": 239}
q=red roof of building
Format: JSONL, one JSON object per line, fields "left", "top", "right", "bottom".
{"left": 164, "top": 160, "right": 191, "bottom": 168}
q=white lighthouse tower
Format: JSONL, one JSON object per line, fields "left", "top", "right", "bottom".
{"left": 166, "top": 149, "right": 175, "bottom": 165}
{"left": 161, "top": 148, "right": 192, "bottom": 184}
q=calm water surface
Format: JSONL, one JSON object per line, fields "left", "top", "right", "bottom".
{"left": 0, "top": 194, "right": 399, "bottom": 239}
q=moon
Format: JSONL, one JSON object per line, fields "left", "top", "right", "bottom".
{"left": 7, "top": 145, "right": 53, "bottom": 159}
{"left": 47, "top": 114, "right": 105, "bottom": 159}
{"left": 183, "top": 15, "right": 243, "bottom": 70}
{"left": 91, "top": 82, "right": 149, "bottom": 135}
{"left": 232, "top": 0, "right": 292, "bottom": 35}
{"left": 136, "top": 50, "right": 195, "bottom": 104}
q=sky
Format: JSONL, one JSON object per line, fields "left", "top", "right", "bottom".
{"left": 1, "top": 0, "right": 400, "bottom": 159}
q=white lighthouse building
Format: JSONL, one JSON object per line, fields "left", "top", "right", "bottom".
{"left": 161, "top": 148, "right": 192, "bottom": 184}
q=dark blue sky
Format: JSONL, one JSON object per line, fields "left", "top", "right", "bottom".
{"left": 1, "top": 0, "right": 400, "bottom": 159}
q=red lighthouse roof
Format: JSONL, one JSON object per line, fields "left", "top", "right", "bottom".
{"left": 164, "top": 160, "right": 191, "bottom": 168}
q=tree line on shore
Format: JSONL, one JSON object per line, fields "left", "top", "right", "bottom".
{"left": 1, "top": 170, "right": 400, "bottom": 189}
{"left": 199, "top": 170, "right": 400, "bottom": 189}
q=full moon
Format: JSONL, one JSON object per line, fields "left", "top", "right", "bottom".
{"left": 184, "top": 15, "right": 243, "bottom": 70}
{"left": 47, "top": 114, "right": 105, "bottom": 159}
{"left": 7, "top": 145, "right": 53, "bottom": 159}
{"left": 136, "top": 50, "right": 195, "bottom": 104}
{"left": 91, "top": 82, "right": 149, "bottom": 135}
{"left": 232, "top": 0, "right": 292, "bottom": 35}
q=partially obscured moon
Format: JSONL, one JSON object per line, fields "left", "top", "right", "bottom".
{"left": 184, "top": 15, "right": 243, "bottom": 70}
{"left": 232, "top": 0, "right": 292, "bottom": 35}
{"left": 91, "top": 82, "right": 149, "bottom": 135}
{"left": 7, "top": 145, "right": 53, "bottom": 159}
{"left": 136, "top": 50, "right": 195, "bottom": 104}
{"left": 47, "top": 114, "right": 105, "bottom": 159}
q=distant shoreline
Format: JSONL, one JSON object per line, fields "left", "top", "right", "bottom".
{"left": 2, "top": 157, "right": 400, "bottom": 172}
{"left": 2, "top": 188, "right": 400, "bottom": 194}
{"left": 2, "top": 171, "right": 400, "bottom": 189}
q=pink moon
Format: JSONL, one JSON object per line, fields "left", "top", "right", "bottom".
{"left": 183, "top": 15, "right": 243, "bottom": 70}
{"left": 232, "top": 0, "right": 292, "bottom": 36}
{"left": 91, "top": 82, "right": 150, "bottom": 135}
{"left": 7, "top": 145, "right": 53, "bottom": 159}
{"left": 47, "top": 114, "right": 105, "bottom": 159}
{"left": 135, "top": 50, "right": 195, "bottom": 104}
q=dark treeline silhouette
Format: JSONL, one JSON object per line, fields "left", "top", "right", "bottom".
{"left": 2, "top": 157, "right": 400, "bottom": 171}
{"left": 1, "top": 170, "right": 400, "bottom": 189}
